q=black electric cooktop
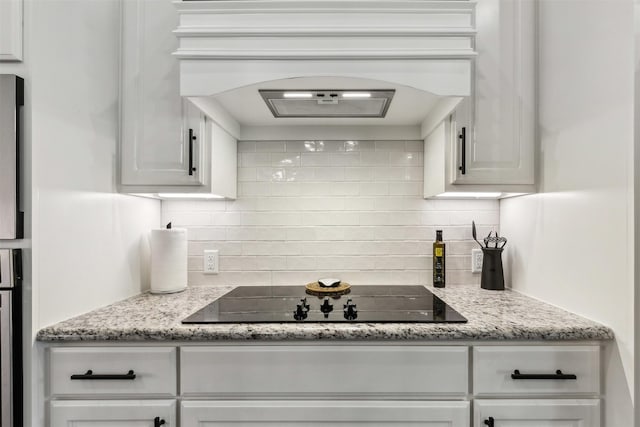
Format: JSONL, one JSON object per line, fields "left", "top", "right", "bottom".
{"left": 182, "top": 285, "right": 467, "bottom": 324}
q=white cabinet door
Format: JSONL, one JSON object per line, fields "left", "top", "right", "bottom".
{"left": 474, "top": 399, "right": 600, "bottom": 427}
{"left": 50, "top": 400, "right": 176, "bottom": 427}
{"left": 182, "top": 401, "right": 470, "bottom": 427}
{"left": 120, "top": 0, "right": 204, "bottom": 186}
{"left": 0, "top": 0, "right": 22, "bottom": 61}
{"left": 452, "top": 0, "right": 535, "bottom": 186}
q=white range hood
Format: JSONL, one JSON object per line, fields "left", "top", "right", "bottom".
{"left": 172, "top": 0, "right": 477, "bottom": 139}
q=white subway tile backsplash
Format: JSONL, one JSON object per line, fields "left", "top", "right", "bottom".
{"left": 329, "top": 152, "right": 360, "bottom": 166}
{"left": 373, "top": 167, "right": 406, "bottom": 181}
{"left": 360, "top": 151, "right": 390, "bottom": 166}
{"left": 212, "top": 212, "right": 242, "bottom": 226}
{"left": 388, "top": 182, "right": 423, "bottom": 196}
{"left": 241, "top": 152, "right": 271, "bottom": 167}
{"left": 405, "top": 140, "right": 424, "bottom": 152}
{"left": 187, "top": 227, "right": 227, "bottom": 241}
{"left": 301, "top": 152, "right": 332, "bottom": 166}
{"left": 163, "top": 139, "right": 499, "bottom": 287}
{"left": 270, "top": 182, "right": 302, "bottom": 196}
{"left": 389, "top": 152, "right": 423, "bottom": 166}
{"left": 404, "top": 167, "right": 424, "bottom": 181}
{"left": 311, "top": 167, "right": 345, "bottom": 181}
{"left": 286, "top": 256, "right": 317, "bottom": 271}
{"left": 242, "top": 241, "right": 303, "bottom": 256}
{"left": 239, "top": 182, "right": 272, "bottom": 197}
{"left": 238, "top": 168, "right": 257, "bottom": 182}
{"left": 272, "top": 153, "right": 301, "bottom": 167}
{"left": 375, "top": 140, "right": 406, "bottom": 151}
{"left": 300, "top": 212, "right": 360, "bottom": 226}
{"left": 345, "top": 167, "right": 374, "bottom": 182}
{"left": 166, "top": 211, "right": 213, "bottom": 227}
{"left": 359, "top": 182, "right": 389, "bottom": 196}
{"left": 255, "top": 141, "right": 285, "bottom": 152}
{"left": 241, "top": 212, "right": 302, "bottom": 226}
{"left": 345, "top": 140, "right": 375, "bottom": 151}
{"left": 237, "top": 141, "right": 256, "bottom": 152}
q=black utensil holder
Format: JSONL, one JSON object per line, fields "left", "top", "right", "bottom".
{"left": 481, "top": 248, "right": 505, "bottom": 291}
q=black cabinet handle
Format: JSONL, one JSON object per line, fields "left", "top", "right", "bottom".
{"left": 188, "top": 128, "right": 197, "bottom": 176}
{"left": 458, "top": 127, "right": 466, "bottom": 175}
{"left": 154, "top": 417, "right": 166, "bottom": 427}
{"left": 511, "top": 369, "right": 577, "bottom": 380}
{"left": 70, "top": 369, "right": 136, "bottom": 380}
{"left": 484, "top": 417, "right": 494, "bottom": 427}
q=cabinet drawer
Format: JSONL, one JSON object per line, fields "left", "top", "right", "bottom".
{"left": 474, "top": 399, "right": 600, "bottom": 426}
{"left": 48, "top": 347, "right": 177, "bottom": 397}
{"left": 182, "top": 400, "right": 470, "bottom": 427}
{"left": 181, "top": 345, "right": 468, "bottom": 398}
{"left": 473, "top": 346, "right": 600, "bottom": 396}
{"left": 50, "top": 399, "right": 176, "bottom": 426}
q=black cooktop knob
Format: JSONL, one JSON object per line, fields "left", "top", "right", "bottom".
{"left": 293, "top": 304, "right": 308, "bottom": 321}
{"left": 343, "top": 299, "right": 358, "bottom": 320}
{"left": 320, "top": 298, "right": 334, "bottom": 314}
{"left": 343, "top": 298, "right": 356, "bottom": 310}
{"left": 299, "top": 297, "right": 310, "bottom": 311}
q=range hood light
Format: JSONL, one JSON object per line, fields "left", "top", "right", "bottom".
{"left": 157, "top": 193, "right": 225, "bottom": 199}
{"left": 342, "top": 92, "right": 371, "bottom": 98}
{"left": 283, "top": 92, "right": 313, "bottom": 98}
{"left": 434, "top": 192, "right": 502, "bottom": 199}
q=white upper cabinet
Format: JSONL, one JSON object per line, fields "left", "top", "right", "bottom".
{"left": 0, "top": 0, "right": 23, "bottom": 61}
{"left": 120, "top": 0, "right": 237, "bottom": 198}
{"left": 424, "top": 0, "right": 536, "bottom": 197}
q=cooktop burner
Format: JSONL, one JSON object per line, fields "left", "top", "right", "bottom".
{"left": 182, "top": 285, "right": 467, "bottom": 324}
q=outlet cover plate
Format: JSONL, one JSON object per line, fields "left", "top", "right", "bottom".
{"left": 204, "top": 249, "right": 219, "bottom": 274}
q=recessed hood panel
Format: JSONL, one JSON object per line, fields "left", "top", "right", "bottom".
{"left": 260, "top": 89, "right": 395, "bottom": 118}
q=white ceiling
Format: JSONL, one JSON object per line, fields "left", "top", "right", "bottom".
{"left": 211, "top": 76, "right": 443, "bottom": 126}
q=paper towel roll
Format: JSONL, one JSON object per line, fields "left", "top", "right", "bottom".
{"left": 150, "top": 227, "right": 188, "bottom": 294}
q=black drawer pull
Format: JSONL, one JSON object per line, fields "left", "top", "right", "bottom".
{"left": 511, "top": 369, "right": 577, "bottom": 380}
{"left": 484, "top": 417, "right": 494, "bottom": 427}
{"left": 70, "top": 369, "right": 136, "bottom": 380}
{"left": 154, "top": 417, "right": 166, "bottom": 427}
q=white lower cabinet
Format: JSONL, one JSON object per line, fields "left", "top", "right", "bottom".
{"left": 181, "top": 401, "right": 470, "bottom": 427}
{"left": 50, "top": 400, "right": 176, "bottom": 426}
{"left": 474, "top": 399, "right": 601, "bottom": 426}
{"left": 44, "top": 344, "right": 602, "bottom": 427}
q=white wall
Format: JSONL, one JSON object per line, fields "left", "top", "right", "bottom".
{"left": 500, "top": 1, "right": 634, "bottom": 425}
{"left": 163, "top": 140, "right": 499, "bottom": 287}
{"left": 29, "top": 0, "right": 160, "bottom": 327}
{"left": 18, "top": 1, "right": 161, "bottom": 425}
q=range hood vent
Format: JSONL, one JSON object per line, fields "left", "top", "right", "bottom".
{"left": 259, "top": 90, "right": 395, "bottom": 118}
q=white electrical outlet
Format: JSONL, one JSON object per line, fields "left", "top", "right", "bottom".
{"left": 471, "top": 248, "right": 483, "bottom": 273}
{"left": 204, "top": 249, "right": 219, "bottom": 274}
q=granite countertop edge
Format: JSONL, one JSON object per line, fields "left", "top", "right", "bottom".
{"left": 36, "top": 285, "right": 615, "bottom": 342}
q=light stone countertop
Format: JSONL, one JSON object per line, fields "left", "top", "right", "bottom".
{"left": 36, "top": 285, "right": 614, "bottom": 342}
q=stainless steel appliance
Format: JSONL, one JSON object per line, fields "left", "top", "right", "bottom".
{"left": 0, "top": 75, "right": 24, "bottom": 240}
{"left": 182, "top": 285, "right": 467, "bottom": 324}
{"left": 0, "top": 249, "right": 22, "bottom": 427}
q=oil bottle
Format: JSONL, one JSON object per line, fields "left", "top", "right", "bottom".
{"left": 433, "top": 230, "right": 446, "bottom": 287}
